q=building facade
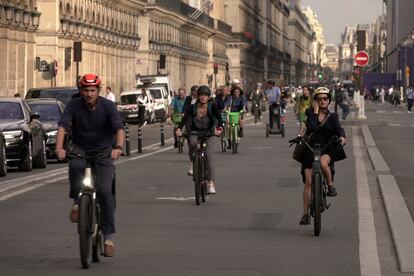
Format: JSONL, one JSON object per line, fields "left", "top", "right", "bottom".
{"left": 223, "top": 0, "right": 291, "bottom": 91}
{"left": 369, "top": 14, "right": 387, "bottom": 73}
{"left": 286, "top": 0, "right": 313, "bottom": 85}
{"left": 0, "top": 0, "right": 231, "bottom": 97}
{"left": 338, "top": 26, "right": 356, "bottom": 81}
{"left": 325, "top": 44, "right": 338, "bottom": 76}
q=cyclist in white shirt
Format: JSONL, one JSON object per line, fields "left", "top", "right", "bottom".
{"left": 105, "top": 87, "right": 116, "bottom": 102}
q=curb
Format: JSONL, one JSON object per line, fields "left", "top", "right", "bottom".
{"left": 378, "top": 175, "right": 414, "bottom": 272}
{"left": 361, "top": 125, "right": 414, "bottom": 272}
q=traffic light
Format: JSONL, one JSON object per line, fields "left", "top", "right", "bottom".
{"left": 213, "top": 63, "right": 218, "bottom": 74}
{"left": 318, "top": 72, "right": 323, "bottom": 80}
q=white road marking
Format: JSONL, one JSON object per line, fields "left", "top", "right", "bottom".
{"left": 156, "top": 196, "right": 196, "bottom": 201}
{"left": 245, "top": 122, "right": 264, "bottom": 127}
{"left": 393, "top": 111, "right": 402, "bottom": 114}
{"left": 376, "top": 111, "right": 386, "bottom": 114}
{"left": 353, "top": 126, "right": 382, "bottom": 276}
{"left": 388, "top": 123, "right": 402, "bottom": 127}
{"left": 0, "top": 144, "right": 174, "bottom": 202}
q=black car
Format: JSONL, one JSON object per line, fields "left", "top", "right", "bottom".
{"left": 27, "top": 99, "right": 69, "bottom": 159}
{"left": 25, "top": 86, "right": 78, "bottom": 105}
{"left": 0, "top": 98, "right": 47, "bottom": 171}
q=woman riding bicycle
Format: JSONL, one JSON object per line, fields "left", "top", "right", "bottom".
{"left": 176, "top": 86, "right": 224, "bottom": 194}
{"left": 299, "top": 87, "right": 347, "bottom": 225}
{"left": 224, "top": 87, "right": 248, "bottom": 137}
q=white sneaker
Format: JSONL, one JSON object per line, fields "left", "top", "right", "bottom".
{"left": 187, "top": 162, "right": 193, "bottom": 176}
{"left": 208, "top": 181, "right": 216, "bottom": 195}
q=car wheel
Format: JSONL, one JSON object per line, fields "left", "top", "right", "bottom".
{"left": 19, "top": 139, "right": 33, "bottom": 172}
{"left": 33, "top": 138, "right": 47, "bottom": 168}
{"left": 0, "top": 137, "right": 7, "bottom": 177}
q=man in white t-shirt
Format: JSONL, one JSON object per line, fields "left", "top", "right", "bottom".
{"left": 105, "top": 86, "right": 116, "bottom": 102}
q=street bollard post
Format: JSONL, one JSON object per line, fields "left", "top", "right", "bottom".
{"left": 124, "top": 123, "right": 131, "bottom": 156}
{"left": 160, "top": 117, "right": 165, "bottom": 147}
{"left": 138, "top": 124, "right": 143, "bottom": 153}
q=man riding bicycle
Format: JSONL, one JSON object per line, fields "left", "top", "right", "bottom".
{"left": 299, "top": 87, "right": 346, "bottom": 225}
{"left": 176, "top": 86, "right": 224, "bottom": 194}
{"left": 169, "top": 88, "right": 187, "bottom": 147}
{"left": 264, "top": 80, "right": 281, "bottom": 129}
{"left": 55, "top": 73, "right": 125, "bottom": 257}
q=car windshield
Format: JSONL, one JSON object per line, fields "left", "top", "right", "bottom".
{"left": 120, "top": 94, "right": 139, "bottom": 105}
{"left": 28, "top": 103, "right": 60, "bottom": 121}
{"left": 27, "top": 89, "right": 77, "bottom": 105}
{"left": 150, "top": 89, "right": 162, "bottom": 99}
{"left": 0, "top": 102, "right": 24, "bottom": 120}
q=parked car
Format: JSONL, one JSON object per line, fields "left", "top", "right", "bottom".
{"left": 26, "top": 98, "right": 69, "bottom": 159}
{"left": 0, "top": 131, "right": 6, "bottom": 177}
{"left": 25, "top": 86, "right": 78, "bottom": 105}
{"left": 0, "top": 98, "right": 47, "bottom": 171}
{"left": 118, "top": 90, "right": 156, "bottom": 124}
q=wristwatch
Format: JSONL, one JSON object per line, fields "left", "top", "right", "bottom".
{"left": 113, "top": 145, "right": 123, "bottom": 150}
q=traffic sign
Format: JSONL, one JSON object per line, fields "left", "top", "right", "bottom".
{"left": 355, "top": 51, "right": 369, "bottom": 67}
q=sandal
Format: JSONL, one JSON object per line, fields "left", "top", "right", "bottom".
{"left": 299, "top": 214, "right": 310, "bottom": 225}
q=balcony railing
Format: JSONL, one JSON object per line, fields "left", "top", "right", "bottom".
{"left": 148, "top": 0, "right": 214, "bottom": 29}
{"left": 216, "top": 20, "right": 232, "bottom": 35}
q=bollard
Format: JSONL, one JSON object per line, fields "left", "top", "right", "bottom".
{"left": 160, "top": 119, "right": 165, "bottom": 147}
{"left": 138, "top": 124, "right": 143, "bottom": 153}
{"left": 124, "top": 123, "right": 131, "bottom": 156}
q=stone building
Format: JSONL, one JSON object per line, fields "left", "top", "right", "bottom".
{"left": 0, "top": 0, "right": 231, "bottom": 97}
{"left": 223, "top": 0, "right": 291, "bottom": 91}
{"left": 325, "top": 44, "right": 339, "bottom": 76}
{"left": 369, "top": 14, "right": 387, "bottom": 73}
{"left": 286, "top": 0, "right": 313, "bottom": 85}
{"left": 338, "top": 26, "right": 357, "bottom": 81}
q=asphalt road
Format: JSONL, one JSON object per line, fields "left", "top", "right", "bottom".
{"left": 364, "top": 101, "right": 414, "bottom": 221}
{"left": 0, "top": 111, "right": 361, "bottom": 275}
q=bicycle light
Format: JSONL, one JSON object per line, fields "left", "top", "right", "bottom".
{"left": 83, "top": 168, "right": 94, "bottom": 189}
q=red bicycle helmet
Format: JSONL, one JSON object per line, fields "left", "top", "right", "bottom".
{"left": 79, "top": 73, "right": 101, "bottom": 87}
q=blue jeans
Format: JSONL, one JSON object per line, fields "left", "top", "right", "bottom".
{"left": 338, "top": 103, "right": 349, "bottom": 120}
{"left": 69, "top": 146, "right": 116, "bottom": 235}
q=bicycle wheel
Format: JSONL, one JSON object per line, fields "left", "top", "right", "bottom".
{"left": 92, "top": 205, "right": 102, "bottom": 263}
{"left": 79, "top": 194, "right": 93, "bottom": 269}
{"left": 193, "top": 154, "right": 201, "bottom": 205}
{"left": 281, "top": 124, "right": 285, "bottom": 137}
{"left": 232, "top": 128, "right": 238, "bottom": 154}
{"left": 313, "top": 173, "right": 322, "bottom": 236}
{"left": 178, "top": 137, "right": 183, "bottom": 153}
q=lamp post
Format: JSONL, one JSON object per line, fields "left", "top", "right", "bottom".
{"left": 23, "top": 10, "right": 32, "bottom": 28}
{"left": 14, "top": 6, "right": 23, "bottom": 27}
{"left": 4, "top": 3, "right": 15, "bottom": 25}
{"left": 60, "top": 17, "right": 69, "bottom": 35}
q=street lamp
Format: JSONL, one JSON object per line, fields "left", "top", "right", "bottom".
{"left": 31, "top": 7, "right": 41, "bottom": 30}
{"left": 60, "top": 17, "right": 69, "bottom": 34}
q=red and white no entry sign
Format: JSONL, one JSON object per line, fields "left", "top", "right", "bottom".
{"left": 355, "top": 51, "right": 369, "bottom": 67}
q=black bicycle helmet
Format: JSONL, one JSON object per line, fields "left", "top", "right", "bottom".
{"left": 197, "top": 85, "right": 211, "bottom": 96}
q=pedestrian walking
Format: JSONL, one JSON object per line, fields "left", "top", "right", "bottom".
{"left": 336, "top": 87, "right": 352, "bottom": 120}
{"left": 105, "top": 87, "right": 116, "bottom": 102}
{"left": 379, "top": 87, "right": 385, "bottom": 104}
{"left": 391, "top": 87, "right": 401, "bottom": 108}
{"left": 406, "top": 85, "right": 414, "bottom": 112}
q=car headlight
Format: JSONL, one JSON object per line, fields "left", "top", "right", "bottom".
{"left": 47, "top": 130, "right": 58, "bottom": 137}
{"left": 3, "top": 130, "right": 23, "bottom": 139}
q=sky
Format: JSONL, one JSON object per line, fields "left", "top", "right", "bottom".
{"left": 301, "top": 0, "right": 384, "bottom": 46}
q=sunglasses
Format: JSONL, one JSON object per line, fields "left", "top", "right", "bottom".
{"left": 316, "top": 97, "right": 329, "bottom": 101}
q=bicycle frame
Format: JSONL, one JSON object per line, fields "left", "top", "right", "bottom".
{"left": 192, "top": 136, "right": 210, "bottom": 205}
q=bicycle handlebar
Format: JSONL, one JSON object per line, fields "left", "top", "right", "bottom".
{"left": 289, "top": 135, "right": 342, "bottom": 153}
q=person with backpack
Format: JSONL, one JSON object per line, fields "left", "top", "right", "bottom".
{"left": 335, "top": 87, "right": 352, "bottom": 120}
{"left": 176, "top": 86, "right": 224, "bottom": 194}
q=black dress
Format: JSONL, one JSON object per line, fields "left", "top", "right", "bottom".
{"left": 301, "top": 108, "right": 346, "bottom": 169}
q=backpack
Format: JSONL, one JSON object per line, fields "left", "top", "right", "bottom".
{"left": 335, "top": 90, "right": 344, "bottom": 103}
{"left": 192, "top": 101, "right": 213, "bottom": 117}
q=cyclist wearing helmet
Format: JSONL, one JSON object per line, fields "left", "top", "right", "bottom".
{"left": 176, "top": 85, "right": 224, "bottom": 194}
{"left": 56, "top": 73, "right": 125, "bottom": 257}
{"left": 299, "top": 87, "right": 347, "bottom": 225}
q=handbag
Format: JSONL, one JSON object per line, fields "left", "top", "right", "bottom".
{"left": 292, "top": 113, "right": 331, "bottom": 163}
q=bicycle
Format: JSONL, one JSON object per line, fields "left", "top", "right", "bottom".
{"left": 220, "top": 112, "right": 228, "bottom": 152}
{"left": 266, "top": 103, "right": 285, "bottom": 138}
{"left": 172, "top": 113, "right": 185, "bottom": 154}
{"left": 228, "top": 111, "right": 243, "bottom": 154}
{"left": 289, "top": 136, "right": 341, "bottom": 236}
{"left": 68, "top": 151, "right": 116, "bottom": 269}
{"left": 190, "top": 134, "right": 212, "bottom": 205}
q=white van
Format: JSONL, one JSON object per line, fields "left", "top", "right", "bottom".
{"left": 118, "top": 90, "right": 156, "bottom": 124}
{"left": 136, "top": 74, "right": 173, "bottom": 105}
{"left": 144, "top": 86, "right": 169, "bottom": 121}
